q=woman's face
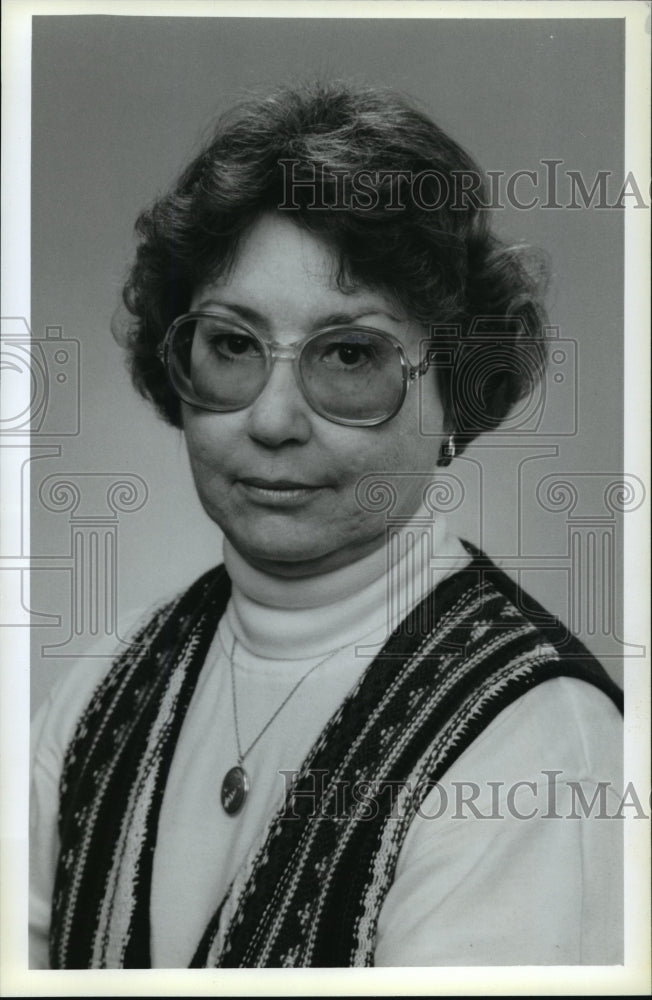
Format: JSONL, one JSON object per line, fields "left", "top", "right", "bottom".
{"left": 183, "top": 213, "right": 445, "bottom": 577}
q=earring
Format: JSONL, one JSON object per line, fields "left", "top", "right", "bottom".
{"left": 437, "top": 434, "right": 456, "bottom": 467}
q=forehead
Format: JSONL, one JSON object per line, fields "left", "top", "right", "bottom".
{"left": 191, "top": 213, "right": 403, "bottom": 325}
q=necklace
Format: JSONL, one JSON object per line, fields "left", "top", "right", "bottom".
{"left": 220, "top": 635, "right": 343, "bottom": 815}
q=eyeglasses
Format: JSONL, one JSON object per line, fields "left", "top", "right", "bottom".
{"left": 159, "top": 311, "right": 433, "bottom": 426}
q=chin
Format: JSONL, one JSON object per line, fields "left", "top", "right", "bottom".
{"left": 227, "top": 520, "right": 387, "bottom": 578}
{"left": 222, "top": 516, "right": 346, "bottom": 574}
{"left": 235, "top": 535, "right": 331, "bottom": 574}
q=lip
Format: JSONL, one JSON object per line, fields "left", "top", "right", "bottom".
{"left": 237, "top": 476, "right": 325, "bottom": 507}
{"left": 240, "top": 477, "right": 321, "bottom": 490}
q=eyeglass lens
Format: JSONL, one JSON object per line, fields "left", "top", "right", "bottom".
{"left": 168, "top": 315, "right": 407, "bottom": 423}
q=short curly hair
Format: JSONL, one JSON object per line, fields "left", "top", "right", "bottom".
{"left": 116, "top": 80, "right": 549, "bottom": 448}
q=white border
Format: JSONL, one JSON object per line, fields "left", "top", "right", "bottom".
{"left": 1, "top": 0, "right": 649, "bottom": 996}
{"left": 621, "top": 0, "right": 652, "bottom": 984}
{"left": 1, "top": 0, "right": 33, "bottom": 990}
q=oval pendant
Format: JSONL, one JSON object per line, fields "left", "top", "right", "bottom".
{"left": 221, "top": 764, "right": 249, "bottom": 815}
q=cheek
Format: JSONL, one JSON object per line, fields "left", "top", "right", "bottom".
{"left": 183, "top": 424, "right": 214, "bottom": 478}
{"left": 379, "top": 404, "right": 442, "bottom": 472}
{"left": 336, "top": 420, "right": 440, "bottom": 522}
{"left": 182, "top": 409, "right": 238, "bottom": 469}
{"left": 182, "top": 421, "right": 234, "bottom": 506}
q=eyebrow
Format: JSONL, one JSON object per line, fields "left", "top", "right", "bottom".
{"left": 193, "top": 300, "right": 269, "bottom": 328}
{"left": 192, "top": 298, "right": 402, "bottom": 330}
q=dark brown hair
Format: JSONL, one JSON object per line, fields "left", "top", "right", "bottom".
{"left": 116, "top": 80, "right": 549, "bottom": 446}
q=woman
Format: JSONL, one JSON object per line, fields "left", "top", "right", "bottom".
{"left": 30, "top": 81, "right": 623, "bottom": 968}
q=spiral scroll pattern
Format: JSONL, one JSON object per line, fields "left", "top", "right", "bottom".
{"left": 354, "top": 475, "right": 400, "bottom": 515}
{"left": 38, "top": 476, "right": 82, "bottom": 515}
{"left": 604, "top": 476, "right": 645, "bottom": 514}
{"left": 423, "top": 475, "right": 465, "bottom": 515}
{"left": 536, "top": 476, "right": 579, "bottom": 515}
{"left": 107, "top": 476, "right": 149, "bottom": 514}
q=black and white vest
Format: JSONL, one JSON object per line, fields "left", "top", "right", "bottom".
{"left": 49, "top": 546, "right": 622, "bottom": 968}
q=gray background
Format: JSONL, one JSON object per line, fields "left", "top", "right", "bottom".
{"left": 30, "top": 16, "right": 625, "bottom": 708}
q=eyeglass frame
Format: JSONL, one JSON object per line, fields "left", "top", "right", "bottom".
{"left": 157, "top": 310, "right": 434, "bottom": 427}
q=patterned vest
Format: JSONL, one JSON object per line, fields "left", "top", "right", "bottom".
{"left": 49, "top": 547, "right": 622, "bottom": 968}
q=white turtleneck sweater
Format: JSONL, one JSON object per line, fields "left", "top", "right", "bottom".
{"left": 29, "top": 517, "right": 623, "bottom": 967}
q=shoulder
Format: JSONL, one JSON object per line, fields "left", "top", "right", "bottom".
{"left": 33, "top": 563, "right": 231, "bottom": 776}
{"left": 449, "top": 674, "right": 622, "bottom": 791}
{"left": 431, "top": 542, "right": 623, "bottom": 713}
{"left": 31, "top": 602, "right": 158, "bottom": 772}
{"left": 30, "top": 567, "right": 223, "bottom": 769}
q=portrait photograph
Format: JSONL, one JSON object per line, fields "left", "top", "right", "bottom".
{"left": 1, "top": 1, "right": 649, "bottom": 996}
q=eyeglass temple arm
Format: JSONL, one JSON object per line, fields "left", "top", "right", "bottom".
{"left": 409, "top": 356, "right": 433, "bottom": 381}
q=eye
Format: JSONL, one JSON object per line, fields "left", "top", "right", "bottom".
{"left": 217, "top": 333, "right": 261, "bottom": 358}
{"left": 318, "top": 334, "right": 377, "bottom": 370}
{"left": 198, "top": 322, "right": 263, "bottom": 362}
{"left": 334, "top": 343, "right": 368, "bottom": 366}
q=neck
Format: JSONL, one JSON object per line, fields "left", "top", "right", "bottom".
{"left": 222, "top": 511, "right": 470, "bottom": 658}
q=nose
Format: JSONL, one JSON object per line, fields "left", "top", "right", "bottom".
{"left": 245, "top": 357, "right": 312, "bottom": 447}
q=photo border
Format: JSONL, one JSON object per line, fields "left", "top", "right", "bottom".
{"left": 1, "top": 0, "right": 649, "bottom": 995}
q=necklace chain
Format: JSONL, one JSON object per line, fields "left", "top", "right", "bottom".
{"left": 228, "top": 635, "right": 342, "bottom": 764}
